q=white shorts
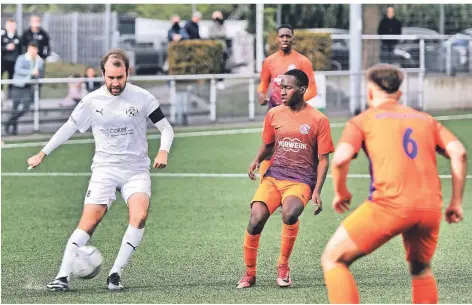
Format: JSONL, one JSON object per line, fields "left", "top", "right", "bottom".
{"left": 84, "top": 166, "right": 151, "bottom": 209}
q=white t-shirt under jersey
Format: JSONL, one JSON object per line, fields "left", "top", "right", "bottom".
{"left": 69, "top": 83, "right": 160, "bottom": 170}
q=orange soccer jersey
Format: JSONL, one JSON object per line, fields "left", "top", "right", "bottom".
{"left": 262, "top": 105, "right": 334, "bottom": 189}
{"left": 339, "top": 100, "right": 458, "bottom": 211}
{"left": 258, "top": 50, "right": 317, "bottom": 109}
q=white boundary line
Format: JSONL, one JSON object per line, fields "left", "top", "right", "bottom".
{"left": 2, "top": 172, "right": 470, "bottom": 179}
{"left": 2, "top": 114, "right": 471, "bottom": 149}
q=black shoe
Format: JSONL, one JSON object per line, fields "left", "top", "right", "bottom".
{"left": 107, "top": 272, "right": 123, "bottom": 290}
{"left": 47, "top": 276, "right": 69, "bottom": 291}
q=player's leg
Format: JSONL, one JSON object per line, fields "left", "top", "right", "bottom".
{"left": 107, "top": 171, "right": 151, "bottom": 290}
{"left": 275, "top": 182, "right": 311, "bottom": 287}
{"left": 321, "top": 202, "right": 409, "bottom": 303}
{"left": 403, "top": 210, "right": 442, "bottom": 304}
{"left": 47, "top": 171, "right": 116, "bottom": 292}
{"left": 237, "top": 177, "right": 281, "bottom": 288}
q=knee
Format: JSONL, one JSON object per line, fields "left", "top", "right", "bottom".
{"left": 247, "top": 205, "right": 269, "bottom": 235}
{"left": 129, "top": 210, "right": 148, "bottom": 229}
{"left": 321, "top": 247, "right": 338, "bottom": 272}
{"left": 282, "top": 211, "right": 299, "bottom": 225}
{"left": 409, "top": 260, "right": 432, "bottom": 277}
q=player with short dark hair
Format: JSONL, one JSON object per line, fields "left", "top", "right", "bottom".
{"left": 257, "top": 24, "right": 318, "bottom": 183}
{"left": 322, "top": 64, "right": 467, "bottom": 303}
{"left": 27, "top": 48, "right": 175, "bottom": 292}
{"left": 237, "top": 69, "right": 334, "bottom": 288}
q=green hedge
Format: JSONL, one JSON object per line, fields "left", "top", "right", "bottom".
{"left": 268, "top": 31, "right": 332, "bottom": 71}
{"left": 168, "top": 40, "right": 224, "bottom": 75}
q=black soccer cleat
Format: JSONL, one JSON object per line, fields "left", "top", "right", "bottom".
{"left": 107, "top": 272, "right": 123, "bottom": 290}
{"left": 47, "top": 277, "right": 69, "bottom": 291}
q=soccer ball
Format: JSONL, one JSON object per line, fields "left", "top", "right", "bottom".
{"left": 71, "top": 246, "right": 103, "bottom": 279}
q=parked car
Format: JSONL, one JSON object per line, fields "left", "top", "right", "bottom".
{"left": 305, "top": 28, "right": 350, "bottom": 70}
{"left": 426, "top": 28, "right": 472, "bottom": 74}
{"left": 117, "top": 35, "right": 167, "bottom": 75}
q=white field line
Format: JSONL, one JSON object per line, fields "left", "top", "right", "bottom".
{"left": 1, "top": 172, "right": 471, "bottom": 179}
{"left": 2, "top": 114, "right": 471, "bottom": 149}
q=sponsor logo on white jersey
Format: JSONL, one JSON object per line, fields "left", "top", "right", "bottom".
{"left": 278, "top": 137, "right": 307, "bottom": 152}
{"left": 101, "top": 127, "right": 134, "bottom": 137}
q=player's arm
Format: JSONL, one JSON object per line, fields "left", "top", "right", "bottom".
{"left": 312, "top": 116, "right": 335, "bottom": 213}
{"left": 249, "top": 113, "right": 275, "bottom": 180}
{"left": 435, "top": 120, "right": 468, "bottom": 223}
{"left": 147, "top": 94, "right": 174, "bottom": 169}
{"left": 331, "top": 120, "right": 364, "bottom": 213}
{"left": 300, "top": 59, "right": 317, "bottom": 102}
{"left": 26, "top": 101, "right": 90, "bottom": 169}
{"left": 257, "top": 59, "right": 271, "bottom": 105}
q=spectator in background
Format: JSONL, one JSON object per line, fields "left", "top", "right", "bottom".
{"left": 184, "top": 11, "right": 202, "bottom": 40}
{"left": 1, "top": 19, "right": 21, "bottom": 99}
{"left": 60, "top": 73, "right": 83, "bottom": 107}
{"left": 84, "top": 66, "right": 101, "bottom": 93}
{"left": 167, "top": 15, "right": 189, "bottom": 43}
{"left": 209, "top": 11, "right": 228, "bottom": 90}
{"left": 5, "top": 42, "right": 44, "bottom": 135}
{"left": 20, "top": 15, "right": 51, "bottom": 63}
{"left": 377, "top": 6, "right": 402, "bottom": 64}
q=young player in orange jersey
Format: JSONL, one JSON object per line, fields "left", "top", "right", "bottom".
{"left": 322, "top": 64, "right": 467, "bottom": 304}
{"left": 257, "top": 24, "right": 318, "bottom": 182}
{"left": 237, "top": 69, "right": 334, "bottom": 288}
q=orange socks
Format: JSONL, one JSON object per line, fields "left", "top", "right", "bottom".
{"left": 412, "top": 275, "right": 438, "bottom": 304}
{"left": 277, "top": 221, "right": 300, "bottom": 265}
{"left": 324, "top": 265, "right": 360, "bottom": 304}
{"left": 259, "top": 160, "right": 271, "bottom": 182}
{"left": 243, "top": 231, "right": 260, "bottom": 276}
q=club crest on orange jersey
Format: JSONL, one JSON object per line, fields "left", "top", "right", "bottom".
{"left": 299, "top": 124, "right": 310, "bottom": 135}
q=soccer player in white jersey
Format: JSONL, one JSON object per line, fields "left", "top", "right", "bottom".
{"left": 26, "top": 49, "right": 175, "bottom": 291}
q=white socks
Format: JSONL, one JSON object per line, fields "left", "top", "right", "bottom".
{"left": 56, "top": 229, "right": 90, "bottom": 280}
{"left": 109, "top": 224, "right": 144, "bottom": 276}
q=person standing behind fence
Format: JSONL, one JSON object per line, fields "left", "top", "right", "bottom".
{"left": 184, "top": 11, "right": 202, "bottom": 40}
{"left": 209, "top": 11, "right": 228, "bottom": 90}
{"left": 1, "top": 19, "right": 21, "bottom": 99}
{"left": 4, "top": 42, "right": 44, "bottom": 135}
{"left": 377, "top": 6, "right": 402, "bottom": 64}
{"left": 167, "top": 15, "right": 189, "bottom": 43}
{"left": 84, "top": 66, "right": 101, "bottom": 93}
{"left": 20, "top": 15, "right": 51, "bottom": 64}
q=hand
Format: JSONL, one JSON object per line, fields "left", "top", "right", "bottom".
{"left": 32, "top": 68, "right": 39, "bottom": 77}
{"left": 153, "top": 150, "right": 168, "bottom": 169}
{"left": 248, "top": 159, "right": 260, "bottom": 180}
{"left": 312, "top": 190, "right": 323, "bottom": 215}
{"left": 258, "top": 93, "right": 269, "bottom": 106}
{"left": 445, "top": 200, "right": 463, "bottom": 224}
{"left": 6, "top": 43, "right": 15, "bottom": 51}
{"left": 332, "top": 190, "right": 352, "bottom": 214}
{"left": 27, "top": 152, "right": 46, "bottom": 169}
{"left": 173, "top": 34, "right": 182, "bottom": 41}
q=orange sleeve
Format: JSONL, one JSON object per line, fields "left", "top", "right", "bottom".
{"left": 434, "top": 120, "right": 458, "bottom": 149}
{"left": 300, "top": 58, "right": 317, "bottom": 101}
{"left": 257, "top": 59, "right": 271, "bottom": 94}
{"left": 338, "top": 118, "right": 365, "bottom": 153}
{"left": 262, "top": 112, "right": 275, "bottom": 144}
{"left": 317, "top": 116, "right": 335, "bottom": 155}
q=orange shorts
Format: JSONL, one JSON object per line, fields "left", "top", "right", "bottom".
{"left": 258, "top": 160, "right": 272, "bottom": 182}
{"left": 251, "top": 176, "right": 312, "bottom": 214}
{"left": 343, "top": 201, "right": 442, "bottom": 263}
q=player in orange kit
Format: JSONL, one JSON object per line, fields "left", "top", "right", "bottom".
{"left": 237, "top": 69, "right": 333, "bottom": 288}
{"left": 257, "top": 24, "right": 318, "bottom": 182}
{"left": 321, "top": 64, "right": 467, "bottom": 304}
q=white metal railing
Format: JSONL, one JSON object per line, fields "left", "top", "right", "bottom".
{"left": 2, "top": 68, "right": 423, "bottom": 132}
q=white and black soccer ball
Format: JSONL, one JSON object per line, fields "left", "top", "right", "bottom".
{"left": 71, "top": 246, "right": 103, "bottom": 279}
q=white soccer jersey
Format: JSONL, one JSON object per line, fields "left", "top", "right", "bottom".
{"left": 69, "top": 83, "right": 160, "bottom": 170}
